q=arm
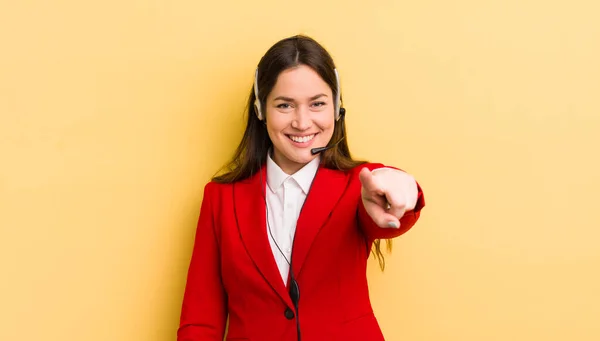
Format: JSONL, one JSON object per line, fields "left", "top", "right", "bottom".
{"left": 356, "top": 163, "right": 425, "bottom": 241}
{"left": 177, "top": 182, "right": 227, "bottom": 340}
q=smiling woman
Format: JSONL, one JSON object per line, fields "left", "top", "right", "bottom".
{"left": 265, "top": 65, "right": 336, "bottom": 174}
{"left": 177, "top": 35, "right": 425, "bottom": 341}
{"left": 213, "top": 35, "right": 361, "bottom": 182}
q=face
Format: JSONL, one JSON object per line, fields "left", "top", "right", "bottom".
{"left": 265, "top": 65, "right": 335, "bottom": 175}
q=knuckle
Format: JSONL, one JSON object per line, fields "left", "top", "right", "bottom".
{"left": 393, "top": 201, "right": 406, "bottom": 210}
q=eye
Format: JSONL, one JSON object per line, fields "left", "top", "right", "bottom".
{"left": 277, "top": 103, "right": 292, "bottom": 109}
{"left": 312, "top": 101, "right": 326, "bottom": 107}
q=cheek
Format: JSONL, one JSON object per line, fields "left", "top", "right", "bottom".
{"left": 265, "top": 125, "right": 278, "bottom": 144}
{"left": 315, "top": 116, "right": 336, "bottom": 133}
{"left": 265, "top": 115, "right": 288, "bottom": 138}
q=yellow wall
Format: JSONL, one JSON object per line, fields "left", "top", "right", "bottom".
{"left": 1, "top": 1, "right": 599, "bottom": 340}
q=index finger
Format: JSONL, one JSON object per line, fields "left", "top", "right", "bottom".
{"left": 359, "top": 168, "right": 383, "bottom": 195}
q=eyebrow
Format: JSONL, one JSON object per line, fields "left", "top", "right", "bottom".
{"left": 273, "top": 93, "right": 328, "bottom": 101}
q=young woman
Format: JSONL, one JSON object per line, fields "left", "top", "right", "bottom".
{"left": 178, "top": 35, "right": 425, "bottom": 341}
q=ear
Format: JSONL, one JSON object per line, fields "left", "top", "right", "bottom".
{"left": 254, "top": 99, "right": 263, "bottom": 121}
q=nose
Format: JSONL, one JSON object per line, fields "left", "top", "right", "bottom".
{"left": 291, "top": 106, "right": 312, "bottom": 131}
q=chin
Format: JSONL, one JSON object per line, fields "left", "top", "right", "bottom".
{"left": 274, "top": 147, "right": 318, "bottom": 168}
{"left": 288, "top": 150, "right": 317, "bottom": 164}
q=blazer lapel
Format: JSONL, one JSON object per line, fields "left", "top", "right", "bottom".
{"left": 233, "top": 166, "right": 293, "bottom": 308}
{"left": 292, "top": 166, "right": 349, "bottom": 277}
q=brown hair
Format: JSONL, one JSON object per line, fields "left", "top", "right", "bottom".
{"left": 212, "top": 34, "right": 391, "bottom": 270}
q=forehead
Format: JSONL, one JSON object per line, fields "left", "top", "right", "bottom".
{"left": 269, "top": 65, "right": 332, "bottom": 98}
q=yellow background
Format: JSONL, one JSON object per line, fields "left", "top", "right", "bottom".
{"left": 1, "top": 0, "right": 599, "bottom": 340}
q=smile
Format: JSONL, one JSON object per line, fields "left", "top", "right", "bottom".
{"left": 287, "top": 134, "right": 316, "bottom": 143}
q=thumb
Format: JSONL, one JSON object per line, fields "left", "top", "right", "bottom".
{"left": 363, "top": 201, "right": 402, "bottom": 229}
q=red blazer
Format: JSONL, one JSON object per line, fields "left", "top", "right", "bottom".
{"left": 178, "top": 162, "right": 425, "bottom": 341}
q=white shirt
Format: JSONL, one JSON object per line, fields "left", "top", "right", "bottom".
{"left": 265, "top": 152, "right": 320, "bottom": 284}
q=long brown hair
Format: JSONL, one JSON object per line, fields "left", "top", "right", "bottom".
{"left": 212, "top": 34, "right": 391, "bottom": 270}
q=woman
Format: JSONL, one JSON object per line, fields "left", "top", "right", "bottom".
{"left": 178, "top": 35, "right": 425, "bottom": 341}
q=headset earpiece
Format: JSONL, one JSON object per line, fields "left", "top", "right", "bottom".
{"left": 254, "top": 101, "right": 263, "bottom": 121}
{"left": 254, "top": 68, "right": 264, "bottom": 121}
{"left": 334, "top": 69, "right": 343, "bottom": 121}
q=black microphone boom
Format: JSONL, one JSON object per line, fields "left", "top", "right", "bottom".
{"left": 310, "top": 136, "right": 345, "bottom": 155}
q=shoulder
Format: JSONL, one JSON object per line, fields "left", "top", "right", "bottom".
{"left": 201, "top": 174, "right": 257, "bottom": 199}
{"left": 197, "top": 181, "right": 232, "bottom": 215}
{"left": 201, "top": 180, "right": 233, "bottom": 197}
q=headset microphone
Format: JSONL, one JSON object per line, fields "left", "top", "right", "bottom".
{"left": 310, "top": 108, "right": 346, "bottom": 155}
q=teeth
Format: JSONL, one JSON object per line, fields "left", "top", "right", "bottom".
{"left": 289, "top": 134, "right": 315, "bottom": 143}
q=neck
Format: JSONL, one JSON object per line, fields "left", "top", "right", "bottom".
{"left": 270, "top": 149, "right": 318, "bottom": 175}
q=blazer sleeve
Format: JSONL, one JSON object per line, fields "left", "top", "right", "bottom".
{"left": 177, "top": 182, "right": 227, "bottom": 340}
{"left": 356, "top": 163, "right": 426, "bottom": 241}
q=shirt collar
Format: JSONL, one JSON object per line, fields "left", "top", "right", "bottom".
{"left": 266, "top": 150, "right": 320, "bottom": 194}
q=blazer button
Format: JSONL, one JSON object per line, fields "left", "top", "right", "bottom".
{"left": 284, "top": 307, "right": 295, "bottom": 320}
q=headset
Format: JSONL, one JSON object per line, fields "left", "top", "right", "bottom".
{"left": 253, "top": 66, "right": 346, "bottom": 340}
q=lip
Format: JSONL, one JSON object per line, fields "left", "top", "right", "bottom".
{"left": 286, "top": 133, "right": 318, "bottom": 147}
